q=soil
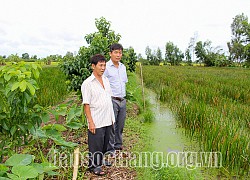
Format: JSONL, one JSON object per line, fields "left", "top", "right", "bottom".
{"left": 43, "top": 96, "right": 140, "bottom": 179}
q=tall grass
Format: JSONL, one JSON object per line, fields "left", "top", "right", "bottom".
{"left": 36, "top": 66, "right": 68, "bottom": 106}
{"left": 140, "top": 66, "right": 250, "bottom": 176}
{"left": 126, "top": 71, "right": 202, "bottom": 179}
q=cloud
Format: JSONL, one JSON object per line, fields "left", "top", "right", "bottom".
{"left": 0, "top": 0, "right": 249, "bottom": 57}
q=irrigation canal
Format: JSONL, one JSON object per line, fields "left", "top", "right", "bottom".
{"left": 148, "top": 90, "right": 196, "bottom": 154}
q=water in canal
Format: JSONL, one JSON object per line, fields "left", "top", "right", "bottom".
{"left": 148, "top": 90, "right": 197, "bottom": 154}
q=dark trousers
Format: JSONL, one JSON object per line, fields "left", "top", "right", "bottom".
{"left": 107, "top": 99, "right": 126, "bottom": 152}
{"left": 88, "top": 125, "right": 112, "bottom": 169}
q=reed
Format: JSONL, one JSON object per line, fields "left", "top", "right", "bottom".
{"left": 141, "top": 66, "right": 250, "bottom": 175}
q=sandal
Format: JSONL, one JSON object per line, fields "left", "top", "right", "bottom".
{"left": 90, "top": 166, "right": 106, "bottom": 176}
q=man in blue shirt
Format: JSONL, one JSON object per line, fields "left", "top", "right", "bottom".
{"left": 104, "top": 43, "right": 128, "bottom": 155}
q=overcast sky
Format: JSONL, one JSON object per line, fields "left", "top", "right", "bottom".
{"left": 1, "top": 0, "right": 250, "bottom": 58}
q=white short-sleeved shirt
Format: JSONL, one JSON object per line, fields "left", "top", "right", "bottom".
{"left": 81, "top": 74, "right": 115, "bottom": 129}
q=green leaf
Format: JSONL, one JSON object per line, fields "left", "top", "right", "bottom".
{"left": 0, "top": 177, "right": 11, "bottom": 180}
{"left": 31, "top": 128, "right": 47, "bottom": 139}
{"left": 11, "top": 82, "right": 20, "bottom": 92}
{"left": 4, "top": 74, "right": 11, "bottom": 81}
{"left": 38, "top": 174, "right": 44, "bottom": 180}
{"left": 19, "top": 80, "right": 27, "bottom": 92}
{"left": 32, "top": 69, "right": 39, "bottom": 79}
{"left": 6, "top": 173, "right": 19, "bottom": 180}
{"left": 10, "top": 126, "right": 17, "bottom": 136}
{"left": 5, "top": 154, "right": 34, "bottom": 166}
{"left": 23, "top": 71, "right": 31, "bottom": 78}
{"left": 31, "top": 163, "right": 43, "bottom": 174}
{"left": 66, "top": 108, "right": 75, "bottom": 122}
{"left": 12, "top": 165, "right": 38, "bottom": 179}
{"left": 18, "top": 125, "right": 26, "bottom": 132}
{"left": 2, "top": 122, "right": 9, "bottom": 131}
{"left": 42, "top": 124, "right": 66, "bottom": 132}
{"left": 41, "top": 112, "right": 50, "bottom": 123}
{"left": 57, "top": 107, "right": 67, "bottom": 116}
{"left": 43, "top": 128, "right": 60, "bottom": 137}
{"left": 32, "top": 162, "right": 58, "bottom": 174}
{"left": 47, "top": 171, "right": 60, "bottom": 176}
{"left": 26, "top": 81, "right": 35, "bottom": 95}
{"left": 53, "top": 124, "right": 67, "bottom": 132}
{"left": 0, "top": 164, "right": 9, "bottom": 172}
{"left": 31, "top": 63, "right": 37, "bottom": 70}
{"left": 50, "top": 136, "right": 78, "bottom": 148}
{"left": 75, "top": 106, "right": 83, "bottom": 117}
{"left": 66, "top": 122, "right": 83, "bottom": 130}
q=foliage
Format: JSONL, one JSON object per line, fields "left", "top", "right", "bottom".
{"left": 185, "top": 48, "right": 192, "bottom": 66}
{"left": 123, "top": 47, "right": 137, "bottom": 72}
{"left": 22, "top": 53, "right": 30, "bottom": 60}
{"left": 36, "top": 66, "right": 68, "bottom": 106}
{"left": 0, "top": 154, "right": 58, "bottom": 179}
{"left": 145, "top": 46, "right": 163, "bottom": 65}
{"left": 228, "top": 13, "right": 250, "bottom": 64}
{"left": 59, "top": 17, "right": 121, "bottom": 92}
{"left": 0, "top": 62, "right": 49, "bottom": 158}
{"left": 145, "top": 46, "right": 152, "bottom": 62}
{"left": 195, "top": 40, "right": 229, "bottom": 67}
{"left": 0, "top": 56, "right": 6, "bottom": 65}
{"left": 7, "top": 54, "right": 21, "bottom": 62}
{"left": 156, "top": 47, "right": 163, "bottom": 63}
{"left": 165, "top": 41, "right": 184, "bottom": 65}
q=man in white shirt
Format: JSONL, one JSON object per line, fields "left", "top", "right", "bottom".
{"left": 81, "top": 54, "right": 115, "bottom": 176}
{"left": 104, "top": 43, "right": 128, "bottom": 155}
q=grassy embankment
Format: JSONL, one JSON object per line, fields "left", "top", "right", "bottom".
{"left": 141, "top": 65, "right": 250, "bottom": 178}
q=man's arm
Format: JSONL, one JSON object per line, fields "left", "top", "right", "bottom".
{"left": 83, "top": 104, "right": 96, "bottom": 134}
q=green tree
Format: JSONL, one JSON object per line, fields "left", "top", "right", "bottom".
{"left": 60, "top": 17, "right": 121, "bottom": 92}
{"left": 156, "top": 47, "right": 163, "bottom": 63}
{"left": 123, "top": 47, "right": 137, "bottom": 72}
{"left": 0, "top": 56, "right": 5, "bottom": 65}
{"left": 195, "top": 40, "right": 229, "bottom": 67}
{"left": 185, "top": 48, "right": 192, "bottom": 66}
{"left": 0, "top": 62, "right": 44, "bottom": 156}
{"left": 145, "top": 46, "right": 152, "bottom": 62}
{"left": 195, "top": 41, "right": 208, "bottom": 65}
{"left": 228, "top": 13, "right": 250, "bottom": 65}
{"left": 7, "top": 54, "right": 21, "bottom": 62}
{"left": 22, "top": 53, "right": 30, "bottom": 60}
{"left": 165, "top": 41, "right": 183, "bottom": 65}
{"left": 31, "top": 55, "right": 37, "bottom": 60}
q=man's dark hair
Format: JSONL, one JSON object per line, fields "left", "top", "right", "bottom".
{"left": 90, "top": 54, "right": 106, "bottom": 65}
{"left": 109, "top": 43, "right": 123, "bottom": 52}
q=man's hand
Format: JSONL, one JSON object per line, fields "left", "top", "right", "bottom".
{"left": 89, "top": 121, "right": 96, "bottom": 134}
{"left": 84, "top": 104, "right": 96, "bottom": 134}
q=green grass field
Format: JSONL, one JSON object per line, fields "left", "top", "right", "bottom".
{"left": 36, "top": 66, "right": 68, "bottom": 106}
{"left": 140, "top": 66, "right": 250, "bottom": 177}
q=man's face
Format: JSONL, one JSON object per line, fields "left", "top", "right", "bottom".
{"left": 109, "top": 49, "right": 122, "bottom": 63}
{"left": 92, "top": 61, "right": 106, "bottom": 76}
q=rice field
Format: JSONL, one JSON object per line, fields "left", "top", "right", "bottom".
{"left": 36, "top": 66, "right": 68, "bottom": 106}
{"left": 140, "top": 66, "right": 250, "bottom": 176}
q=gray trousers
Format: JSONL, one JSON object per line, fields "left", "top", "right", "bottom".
{"left": 107, "top": 99, "right": 126, "bottom": 152}
{"left": 88, "top": 125, "right": 112, "bottom": 169}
